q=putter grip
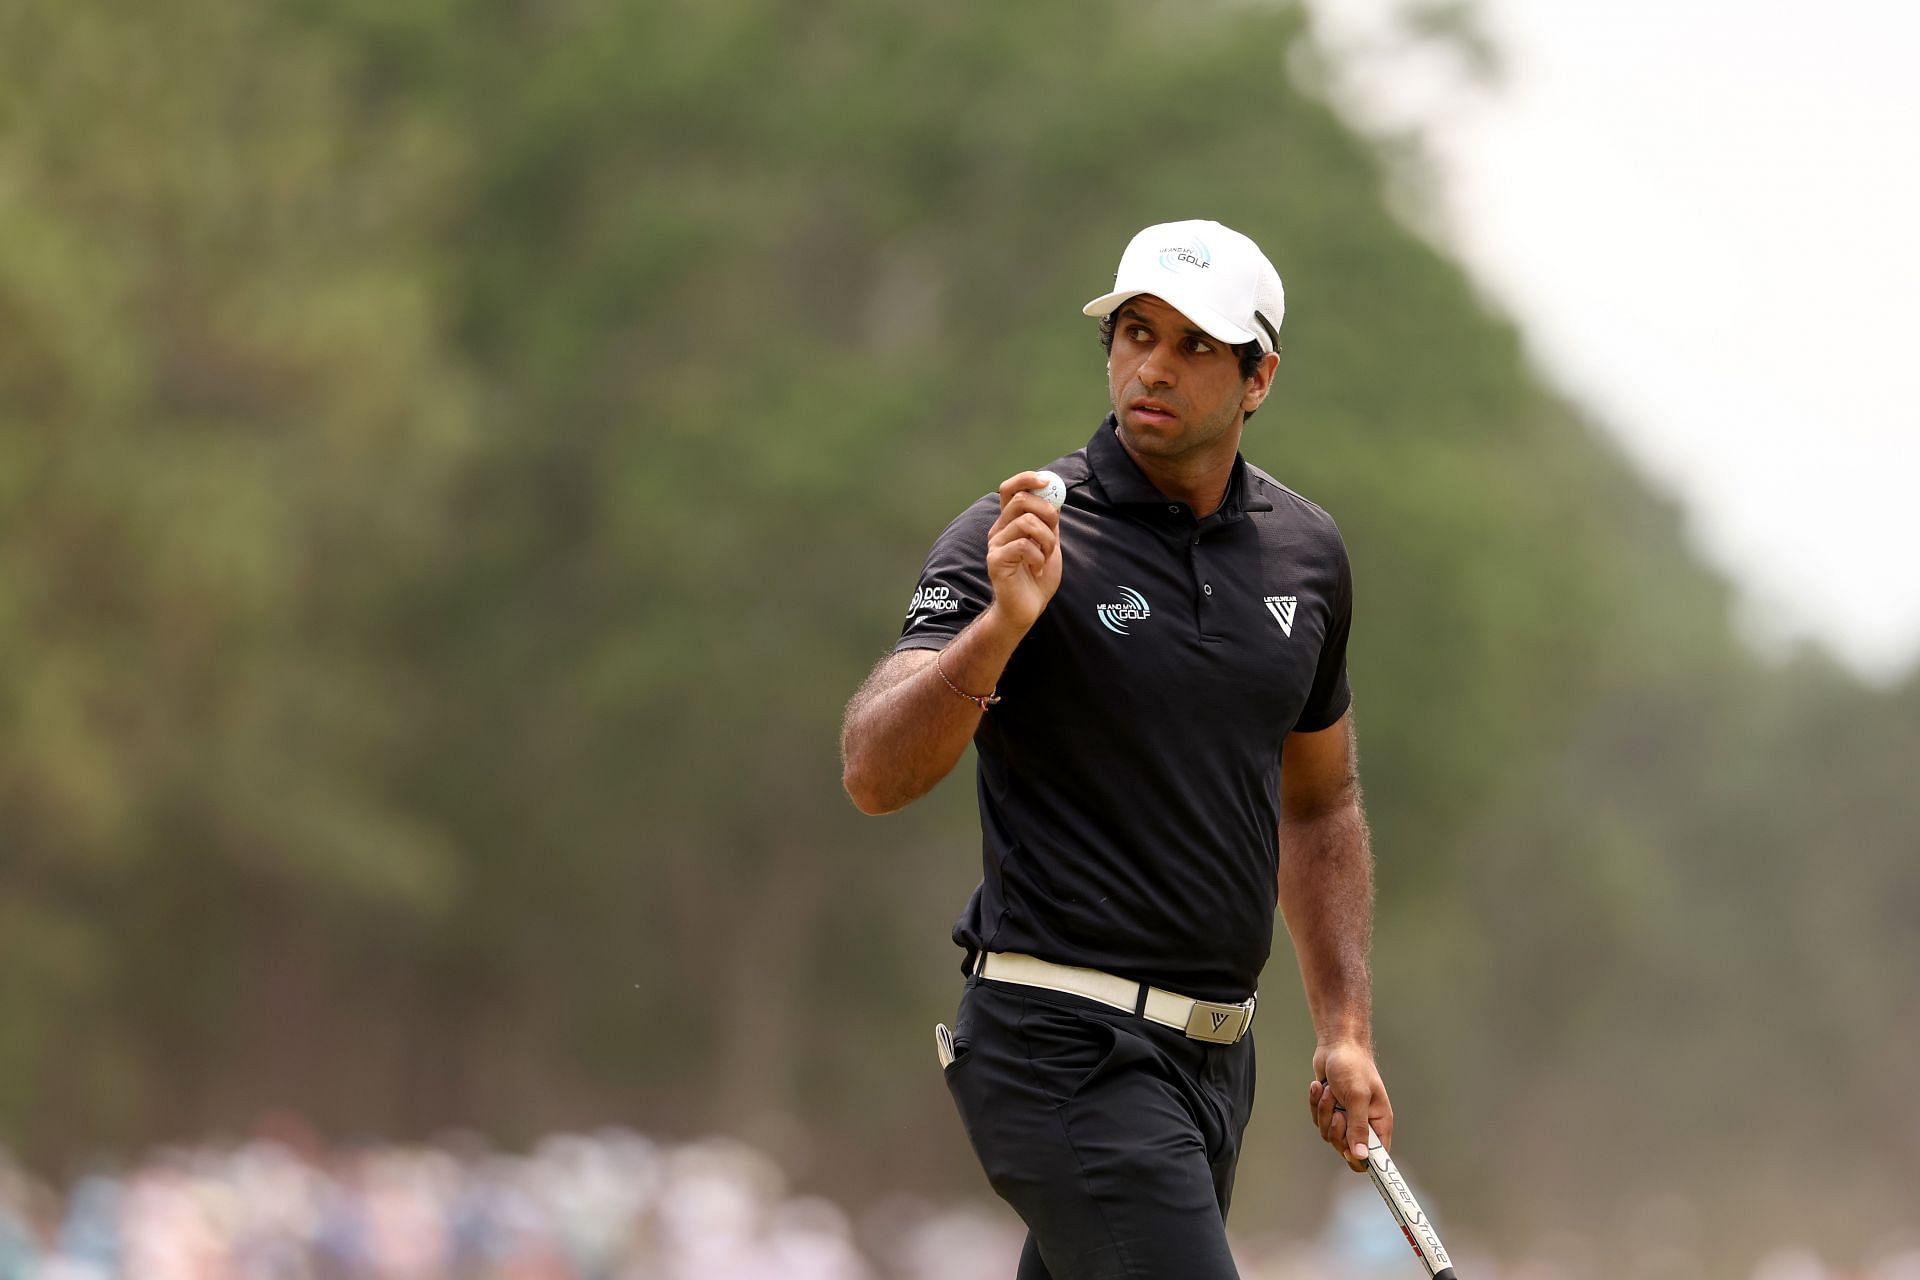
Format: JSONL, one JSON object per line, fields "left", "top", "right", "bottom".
{"left": 1364, "top": 1128, "right": 1456, "bottom": 1278}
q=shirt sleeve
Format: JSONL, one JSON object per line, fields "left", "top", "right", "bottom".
{"left": 893, "top": 495, "right": 999, "bottom": 653}
{"left": 1292, "top": 532, "right": 1353, "bottom": 733}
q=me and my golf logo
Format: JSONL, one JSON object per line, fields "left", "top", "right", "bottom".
{"left": 1097, "top": 586, "right": 1152, "bottom": 635}
{"left": 1158, "top": 237, "right": 1211, "bottom": 273}
{"left": 905, "top": 582, "right": 962, "bottom": 627}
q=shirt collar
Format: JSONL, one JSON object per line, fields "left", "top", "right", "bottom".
{"left": 1085, "top": 414, "right": 1273, "bottom": 520}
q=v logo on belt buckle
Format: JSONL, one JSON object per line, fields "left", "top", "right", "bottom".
{"left": 1182, "top": 997, "right": 1255, "bottom": 1045}
{"left": 974, "top": 952, "right": 1256, "bottom": 1044}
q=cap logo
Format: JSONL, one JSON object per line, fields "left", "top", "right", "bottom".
{"left": 1157, "top": 237, "right": 1211, "bottom": 273}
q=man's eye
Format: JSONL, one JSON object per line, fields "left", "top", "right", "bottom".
{"left": 1126, "top": 326, "right": 1151, "bottom": 342}
{"left": 1187, "top": 338, "right": 1213, "bottom": 354}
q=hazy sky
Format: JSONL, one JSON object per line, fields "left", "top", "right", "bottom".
{"left": 1308, "top": 0, "right": 1920, "bottom": 681}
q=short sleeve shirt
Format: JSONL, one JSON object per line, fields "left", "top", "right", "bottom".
{"left": 896, "top": 416, "right": 1353, "bottom": 1001}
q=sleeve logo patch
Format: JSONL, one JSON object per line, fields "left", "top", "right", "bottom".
{"left": 906, "top": 583, "right": 963, "bottom": 627}
{"left": 1264, "top": 595, "right": 1297, "bottom": 637}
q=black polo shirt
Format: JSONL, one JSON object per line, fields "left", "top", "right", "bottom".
{"left": 895, "top": 416, "right": 1353, "bottom": 1002}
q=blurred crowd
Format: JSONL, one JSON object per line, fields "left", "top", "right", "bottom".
{"left": 0, "top": 1129, "right": 885, "bottom": 1280}
{"left": 0, "top": 1127, "right": 1914, "bottom": 1280}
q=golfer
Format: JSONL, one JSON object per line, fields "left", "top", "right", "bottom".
{"left": 841, "top": 219, "right": 1389, "bottom": 1279}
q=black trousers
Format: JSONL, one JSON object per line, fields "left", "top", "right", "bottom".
{"left": 941, "top": 975, "right": 1257, "bottom": 1280}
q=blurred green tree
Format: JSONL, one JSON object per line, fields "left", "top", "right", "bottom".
{"left": 0, "top": 0, "right": 1912, "bottom": 1262}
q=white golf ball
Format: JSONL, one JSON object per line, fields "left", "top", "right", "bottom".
{"left": 1030, "top": 470, "right": 1066, "bottom": 509}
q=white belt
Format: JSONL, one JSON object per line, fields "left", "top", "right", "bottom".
{"left": 973, "top": 952, "right": 1256, "bottom": 1045}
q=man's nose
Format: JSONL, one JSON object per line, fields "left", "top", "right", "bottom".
{"left": 1137, "top": 340, "right": 1176, "bottom": 388}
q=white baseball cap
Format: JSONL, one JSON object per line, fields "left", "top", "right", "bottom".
{"left": 1082, "top": 219, "right": 1285, "bottom": 353}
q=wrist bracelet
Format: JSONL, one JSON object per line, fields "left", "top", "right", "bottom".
{"left": 935, "top": 648, "right": 1000, "bottom": 711}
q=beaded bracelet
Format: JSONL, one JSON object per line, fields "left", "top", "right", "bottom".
{"left": 935, "top": 648, "right": 1000, "bottom": 711}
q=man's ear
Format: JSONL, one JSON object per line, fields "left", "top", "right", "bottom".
{"left": 1242, "top": 350, "right": 1280, "bottom": 413}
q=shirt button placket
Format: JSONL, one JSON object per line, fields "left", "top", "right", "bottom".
{"left": 1190, "top": 533, "right": 1214, "bottom": 637}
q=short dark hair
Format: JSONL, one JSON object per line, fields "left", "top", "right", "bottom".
{"left": 1098, "top": 312, "right": 1271, "bottom": 420}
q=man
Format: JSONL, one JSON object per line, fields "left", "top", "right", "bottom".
{"left": 841, "top": 219, "right": 1389, "bottom": 1279}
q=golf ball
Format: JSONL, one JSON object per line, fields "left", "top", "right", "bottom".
{"left": 1031, "top": 470, "right": 1066, "bottom": 509}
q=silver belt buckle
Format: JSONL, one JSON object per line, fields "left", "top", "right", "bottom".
{"left": 1183, "top": 996, "right": 1254, "bottom": 1044}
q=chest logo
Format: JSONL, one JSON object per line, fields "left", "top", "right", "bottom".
{"left": 1097, "top": 586, "right": 1152, "bottom": 635}
{"left": 1264, "top": 595, "right": 1298, "bottom": 637}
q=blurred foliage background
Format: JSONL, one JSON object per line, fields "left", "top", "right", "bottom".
{"left": 1, "top": 0, "right": 1915, "bottom": 1269}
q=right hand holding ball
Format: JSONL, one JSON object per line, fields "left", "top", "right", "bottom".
{"left": 986, "top": 470, "right": 1066, "bottom": 630}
